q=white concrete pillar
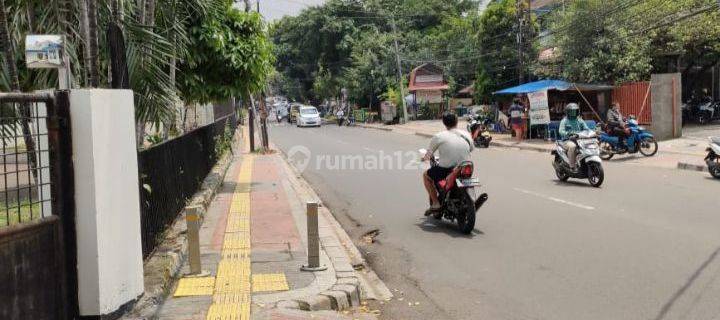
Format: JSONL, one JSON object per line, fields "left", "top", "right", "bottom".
{"left": 69, "top": 89, "right": 144, "bottom": 316}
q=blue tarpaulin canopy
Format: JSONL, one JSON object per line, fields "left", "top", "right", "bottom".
{"left": 494, "top": 79, "right": 613, "bottom": 94}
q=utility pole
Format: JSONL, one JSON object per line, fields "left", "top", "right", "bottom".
{"left": 259, "top": 91, "right": 269, "bottom": 150}
{"left": 516, "top": 0, "right": 525, "bottom": 85}
{"left": 247, "top": 93, "right": 255, "bottom": 152}
{"left": 391, "top": 16, "right": 409, "bottom": 124}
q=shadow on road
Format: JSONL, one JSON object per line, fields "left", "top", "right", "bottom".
{"left": 653, "top": 246, "right": 720, "bottom": 320}
{"left": 415, "top": 218, "right": 484, "bottom": 238}
{"left": 552, "top": 179, "right": 599, "bottom": 189}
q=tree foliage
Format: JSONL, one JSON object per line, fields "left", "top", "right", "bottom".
{"left": 179, "top": 7, "right": 274, "bottom": 103}
{"left": 474, "top": 0, "right": 533, "bottom": 102}
{"left": 0, "top": 0, "right": 274, "bottom": 126}
{"left": 540, "top": 0, "right": 720, "bottom": 86}
{"left": 270, "top": 0, "right": 480, "bottom": 107}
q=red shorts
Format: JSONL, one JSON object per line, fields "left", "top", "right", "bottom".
{"left": 511, "top": 123, "right": 525, "bottom": 131}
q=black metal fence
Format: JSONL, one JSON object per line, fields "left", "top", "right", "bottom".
{"left": 138, "top": 113, "right": 237, "bottom": 258}
{"left": 0, "top": 96, "right": 53, "bottom": 227}
{"left": 0, "top": 92, "right": 78, "bottom": 320}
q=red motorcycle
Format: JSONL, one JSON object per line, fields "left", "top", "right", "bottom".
{"left": 420, "top": 149, "right": 488, "bottom": 234}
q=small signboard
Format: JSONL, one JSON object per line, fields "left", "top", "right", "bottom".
{"left": 381, "top": 101, "right": 396, "bottom": 122}
{"left": 528, "top": 90, "right": 551, "bottom": 125}
{"left": 25, "top": 35, "right": 63, "bottom": 68}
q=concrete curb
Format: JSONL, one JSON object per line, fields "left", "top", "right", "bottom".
{"left": 356, "top": 123, "right": 393, "bottom": 132}
{"left": 268, "top": 147, "right": 392, "bottom": 312}
{"left": 122, "top": 130, "right": 240, "bottom": 319}
{"left": 677, "top": 161, "right": 707, "bottom": 172}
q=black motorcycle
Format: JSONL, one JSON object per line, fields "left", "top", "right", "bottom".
{"left": 706, "top": 136, "right": 720, "bottom": 179}
{"left": 420, "top": 149, "right": 488, "bottom": 234}
{"left": 467, "top": 116, "right": 493, "bottom": 148}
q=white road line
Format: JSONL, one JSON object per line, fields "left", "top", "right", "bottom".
{"left": 513, "top": 188, "right": 596, "bottom": 210}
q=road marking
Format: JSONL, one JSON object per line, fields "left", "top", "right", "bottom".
{"left": 513, "top": 188, "right": 595, "bottom": 210}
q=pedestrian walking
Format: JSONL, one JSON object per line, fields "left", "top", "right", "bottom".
{"left": 508, "top": 98, "right": 526, "bottom": 143}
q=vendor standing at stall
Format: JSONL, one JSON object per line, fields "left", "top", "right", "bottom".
{"left": 508, "top": 97, "right": 526, "bottom": 143}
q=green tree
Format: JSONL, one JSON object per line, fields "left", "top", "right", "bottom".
{"left": 178, "top": 8, "right": 274, "bottom": 104}
{"left": 312, "top": 66, "right": 340, "bottom": 102}
{"left": 473, "top": 0, "right": 534, "bottom": 97}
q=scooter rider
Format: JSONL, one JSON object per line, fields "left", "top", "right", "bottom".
{"left": 559, "top": 103, "right": 590, "bottom": 172}
{"left": 606, "top": 102, "right": 627, "bottom": 148}
{"left": 422, "top": 113, "right": 474, "bottom": 216}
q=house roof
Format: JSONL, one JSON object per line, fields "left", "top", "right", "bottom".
{"left": 408, "top": 63, "right": 449, "bottom": 92}
{"left": 458, "top": 83, "right": 475, "bottom": 95}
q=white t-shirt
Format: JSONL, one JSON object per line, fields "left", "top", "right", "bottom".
{"left": 428, "top": 129, "right": 473, "bottom": 168}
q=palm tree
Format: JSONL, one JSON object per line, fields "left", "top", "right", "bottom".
{"left": 86, "top": 0, "right": 100, "bottom": 87}
{"left": 0, "top": 0, "right": 38, "bottom": 179}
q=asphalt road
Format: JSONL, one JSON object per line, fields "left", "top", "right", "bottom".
{"left": 269, "top": 122, "right": 720, "bottom": 320}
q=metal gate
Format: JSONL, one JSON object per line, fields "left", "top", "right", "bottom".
{"left": 0, "top": 91, "right": 77, "bottom": 319}
{"left": 612, "top": 82, "right": 653, "bottom": 124}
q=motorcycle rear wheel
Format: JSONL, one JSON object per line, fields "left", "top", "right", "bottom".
{"left": 639, "top": 137, "right": 658, "bottom": 157}
{"left": 587, "top": 162, "right": 604, "bottom": 188}
{"left": 710, "top": 166, "right": 720, "bottom": 179}
{"left": 599, "top": 142, "right": 614, "bottom": 160}
{"left": 456, "top": 192, "right": 476, "bottom": 234}
{"left": 554, "top": 156, "right": 570, "bottom": 181}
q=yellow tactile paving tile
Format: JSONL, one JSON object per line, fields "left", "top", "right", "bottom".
{"left": 252, "top": 273, "right": 290, "bottom": 292}
{"left": 221, "top": 248, "right": 251, "bottom": 260}
{"left": 222, "top": 232, "right": 251, "bottom": 249}
{"left": 173, "top": 276, "right": 216, "bottom": 297}
{"left": 207, "top": 155, "right": 254, "bottom": 320}
{"left": 225, "top": 217, "right": 250, "bottom": 233}
{"left": 216, "top": 259, "right": 251, "bottom": 278}
{"left": 205, "top": 301, "right": 250, "bottom": 320}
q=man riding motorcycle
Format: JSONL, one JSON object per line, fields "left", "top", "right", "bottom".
{"left": 559, "top": 103, "right": 590, "bottom": 172}
{"left": 606, "top": 102, "right": 627, "bottom": 148}
{"left": 422, "top": 113, "right": 474, "bottom": 215}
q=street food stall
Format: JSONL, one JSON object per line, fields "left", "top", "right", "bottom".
{"left": 494, "top": 80, "right": 614, "bottom": 140}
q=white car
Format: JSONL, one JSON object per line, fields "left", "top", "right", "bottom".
{"left": 297, "top": 106, "right": 322, "bottom": 127}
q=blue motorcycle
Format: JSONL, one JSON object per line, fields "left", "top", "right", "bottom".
{"left": 599, "top": 117, "right": 658, "bottom": 160}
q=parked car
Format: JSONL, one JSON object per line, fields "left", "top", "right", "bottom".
{"left": 297, "top": 106, "right": 322, "bottom": 127}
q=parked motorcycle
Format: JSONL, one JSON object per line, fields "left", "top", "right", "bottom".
{"left": 467, "top": 117, "right": 493, "bottom": 148}
{"left": 419, "top": 149, "right": 488, "bottom": 234}
{"left": 551, "top": 130, "right": 605, "bottom": 187}
{"left": 683, "top": 97, "right": 720, "bottom": 124}
{"left": 599, "top": 116, "right": 658, "bottom": 160}
{"left": 705, "top": 136, "right": 720, "bottom": 179}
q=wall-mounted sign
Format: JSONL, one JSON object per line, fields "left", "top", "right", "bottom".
{"left": 415, "top": 75, "right": 443, "bottom": 83}
{"left": 25, "top": 35, "right": 64, "bottom": 68}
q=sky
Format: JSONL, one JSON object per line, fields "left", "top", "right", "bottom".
{"left": 240, "top": 0, "right": 492, "bottom": 22}
{"left": 231, "top": 0, "right": 326, "bottom": 21}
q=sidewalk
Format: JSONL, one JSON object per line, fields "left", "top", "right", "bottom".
{"left": 356, "top": 120, "right": 710, "bottom": 171}
{"left": 143, "top": 129, "right": 385, "bottom": 320}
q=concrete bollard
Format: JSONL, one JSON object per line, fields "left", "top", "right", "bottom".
{"left": 301, "top": 201, "right": 327, "bottom": 271}
{"left": 185, "top": 206, "right": 204, "bottom": 275}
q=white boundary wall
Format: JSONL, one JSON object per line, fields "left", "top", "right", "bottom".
{"left": 69, "top": 89, "right": 144, "bottom": 316}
